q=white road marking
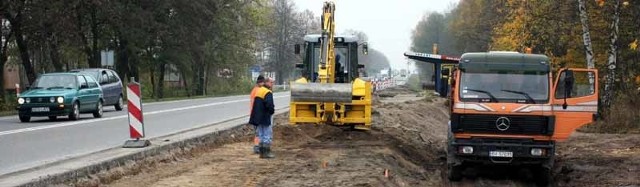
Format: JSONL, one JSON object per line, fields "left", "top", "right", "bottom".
{"left": 0, "top": 95, "right": 289, "bottom": 136}
{"left": 0, "top": 93, "right": 289, "bottom": 119}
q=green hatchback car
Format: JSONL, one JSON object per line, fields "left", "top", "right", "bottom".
{"left": 16, "top": 73, "right": 104, "bottom": 122}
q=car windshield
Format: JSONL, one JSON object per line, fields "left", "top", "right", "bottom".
{"left": 33, "top": 75, "right": 77, "bottom": 89}
{"left": 459, "top": 70, "right": 549, "bottom": 103}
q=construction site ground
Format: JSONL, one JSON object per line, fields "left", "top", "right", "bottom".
{"left": 70, "top": 86, "right": 640, "bottom": 187}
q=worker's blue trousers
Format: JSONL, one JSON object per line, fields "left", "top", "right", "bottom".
{"left": 257, "top": 115, "right": 274, "bottom": 144}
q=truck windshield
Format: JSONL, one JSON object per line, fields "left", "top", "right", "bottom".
{"left": 459, "top": 71, "right": 549, "bottom": 103}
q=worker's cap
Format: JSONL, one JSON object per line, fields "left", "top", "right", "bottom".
{"left": 257, "top": 75, "right": 265, "bottom": 83}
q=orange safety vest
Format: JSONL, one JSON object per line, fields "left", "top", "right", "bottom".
{"left": 250, "top": 86, "right": 261, "bottom": 114}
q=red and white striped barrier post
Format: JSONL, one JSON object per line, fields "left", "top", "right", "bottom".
{"left": 123, "top": 77, "right": 150, "bottom": 148}
{"left": 15, "top": 84, "right": 20, "bottom": 97}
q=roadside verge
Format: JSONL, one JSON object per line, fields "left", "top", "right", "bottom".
{"left": 0, "top": 108, "right": 289, "bottom": 187}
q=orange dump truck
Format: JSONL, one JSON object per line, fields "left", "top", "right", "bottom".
{"left": 446, "top": 52, "right": 599, "bottom": 185}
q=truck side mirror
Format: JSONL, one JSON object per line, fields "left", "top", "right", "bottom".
{"left": 295, "top": 63, "right": 304, "bottom": 69}
{"left": 362, "top": 43, "right": 368, "bottom": 55}
{"left": 294, "top": 44, "right": 300, "bottom": 54}
{"left": 562, "top": 69, "right": 575, "bottom": 109}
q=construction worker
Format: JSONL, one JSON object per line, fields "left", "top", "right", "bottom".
{"left": 249, "top": 77, "right": 275, "bottom": 159}
{"left": 249, "top": 75, "right": 265, "bottom": 154}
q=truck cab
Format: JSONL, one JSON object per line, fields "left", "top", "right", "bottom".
{"left": 446, "top": 52, "right": 599, "bottom": 184}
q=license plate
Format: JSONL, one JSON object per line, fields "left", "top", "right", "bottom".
{"left": 489, "top": 151, "right": 513, "bottom": 158}
{"left": 31, "top": 107, "right": 50, "bottom": 112}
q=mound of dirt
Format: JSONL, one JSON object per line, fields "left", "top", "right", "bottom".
{"left": 92, "top": 87, "right": 450, "bottom": 187}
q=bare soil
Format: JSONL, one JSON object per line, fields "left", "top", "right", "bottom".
{"left": 70, "top": 86, "right": 640, "bottom": 187}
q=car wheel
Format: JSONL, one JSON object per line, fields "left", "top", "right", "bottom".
{"left": 19, "top": 115, "right": 31, "bottom": 123}
{"left": 69, "top": 102, "right": 80, "bottom": 120}
{"left": 48, "top": 116, "right": 57, "bottom": 121}
{"left": 93, "top": 100, "right": 104, "bottom": 118}
{"left": 115, "top": 95, "right": 124, "bottom": 111}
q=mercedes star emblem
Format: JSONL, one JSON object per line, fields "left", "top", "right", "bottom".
{"left": 496, "top": 117, "right": 511, "bottom": 131}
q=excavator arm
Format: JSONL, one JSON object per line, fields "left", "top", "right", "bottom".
{"left": 318, "top": 2, "right": 336, "bottom": 84}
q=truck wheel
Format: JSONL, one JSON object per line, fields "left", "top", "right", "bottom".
{"left": 447, "top": 163, "right": 463, "bottom": 181}
{"left": 19, "top": 115, "right": 31, "bottom": 122}
{"left": 535, "top": 166, "right": 552, "bottom": 186}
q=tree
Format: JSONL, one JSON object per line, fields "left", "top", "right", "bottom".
{"left": 449, "top": 0, "right": 506, "bottom": 53}
{"left": 410, "top": 11, "right": 458, "bottom": 82}
{"left": 265, "top": 0, "right": 295, "bottom": 84}
{"left": 603, "top": 0, "right": 621, "bottom": 108}
{"left": 0, "top": 17, "right": 11, "bottom": 99}
{"left": 3, "top": 0, "right": 37, "bottom": 84}
{"left": 577, "top": 0, "right": 599, "bottom": 102}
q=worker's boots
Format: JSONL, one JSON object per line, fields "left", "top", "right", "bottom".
{"left": 260, "top": 143, "right": 275, "bottom": 159}
{"left": 253, "top": 137, "right": 260, "bottom": 154}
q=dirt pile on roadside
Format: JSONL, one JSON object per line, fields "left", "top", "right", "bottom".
{"left": 93, "top": 87, "right": 450, "bottom": 187}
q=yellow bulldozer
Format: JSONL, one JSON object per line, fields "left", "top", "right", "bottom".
{"left": 289, "top": 1, "right": 373, "bottom": 130}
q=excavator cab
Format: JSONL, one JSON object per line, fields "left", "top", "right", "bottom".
{"left": 295, "top": 35, "right": 362, "bottom": 84}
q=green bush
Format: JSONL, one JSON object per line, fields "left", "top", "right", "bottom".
{"left": 406, "top": 74, "right": 422, "bottom": 92}
{"left": 0, "top": 94, "right": 18, "bottom": 115}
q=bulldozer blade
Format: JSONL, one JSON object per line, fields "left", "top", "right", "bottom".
{"left": 290, "top": 83, "right": 353, "bottom": 103}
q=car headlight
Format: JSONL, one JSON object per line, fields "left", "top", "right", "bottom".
{"left": 25, "top": 98, "right": 30, "bottom": 103}
{"left": 57, "top": 97, "right": 64, "bottom": 104}
{"left": 50, "top": 97, "right": 55, "bottom": 103}
{"left": 18, "top": 98, "right": 25, "bottom": 104}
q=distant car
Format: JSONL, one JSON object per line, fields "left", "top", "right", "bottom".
{"left": 70, "top": 69, "right": 124, "bottom": 111}
{"left": 16, "top": 73, "right": 104, "bottom": 122}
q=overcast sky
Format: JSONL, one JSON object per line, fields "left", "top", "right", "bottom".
{"left": 293, "top": 0, "right": 459, "bottom": 70}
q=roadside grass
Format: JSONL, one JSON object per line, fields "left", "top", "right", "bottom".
{"left": 0, "top": 94, "right": 19, "bottom": 117}
{"left": 579, "top": 92, "right": 640, "bottom": 134}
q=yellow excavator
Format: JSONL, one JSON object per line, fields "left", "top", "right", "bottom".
{"left": 289, "top": 1, "right": 372, "bottom": 130}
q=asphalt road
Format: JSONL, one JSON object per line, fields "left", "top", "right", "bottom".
{"left": 0, "top": 92, "right": 290, "bottom": 176}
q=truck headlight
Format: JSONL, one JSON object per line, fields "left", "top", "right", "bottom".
{"left": 459, "top": 146, "right": 474, "bottom": 154}
{"left": 50, "top": 97, "right": 55, "bottom": 103}
{"left": 531, "top": 148, "right": 544, "bottom": 156}
{"left": 57, "top": 97, "right": 64, "bottom": 104}
{"left": 18, "top": 98, "right": 25, "bottom": 104}
{"left": 25, "top": 98, "right": 30, "bottom": 103}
